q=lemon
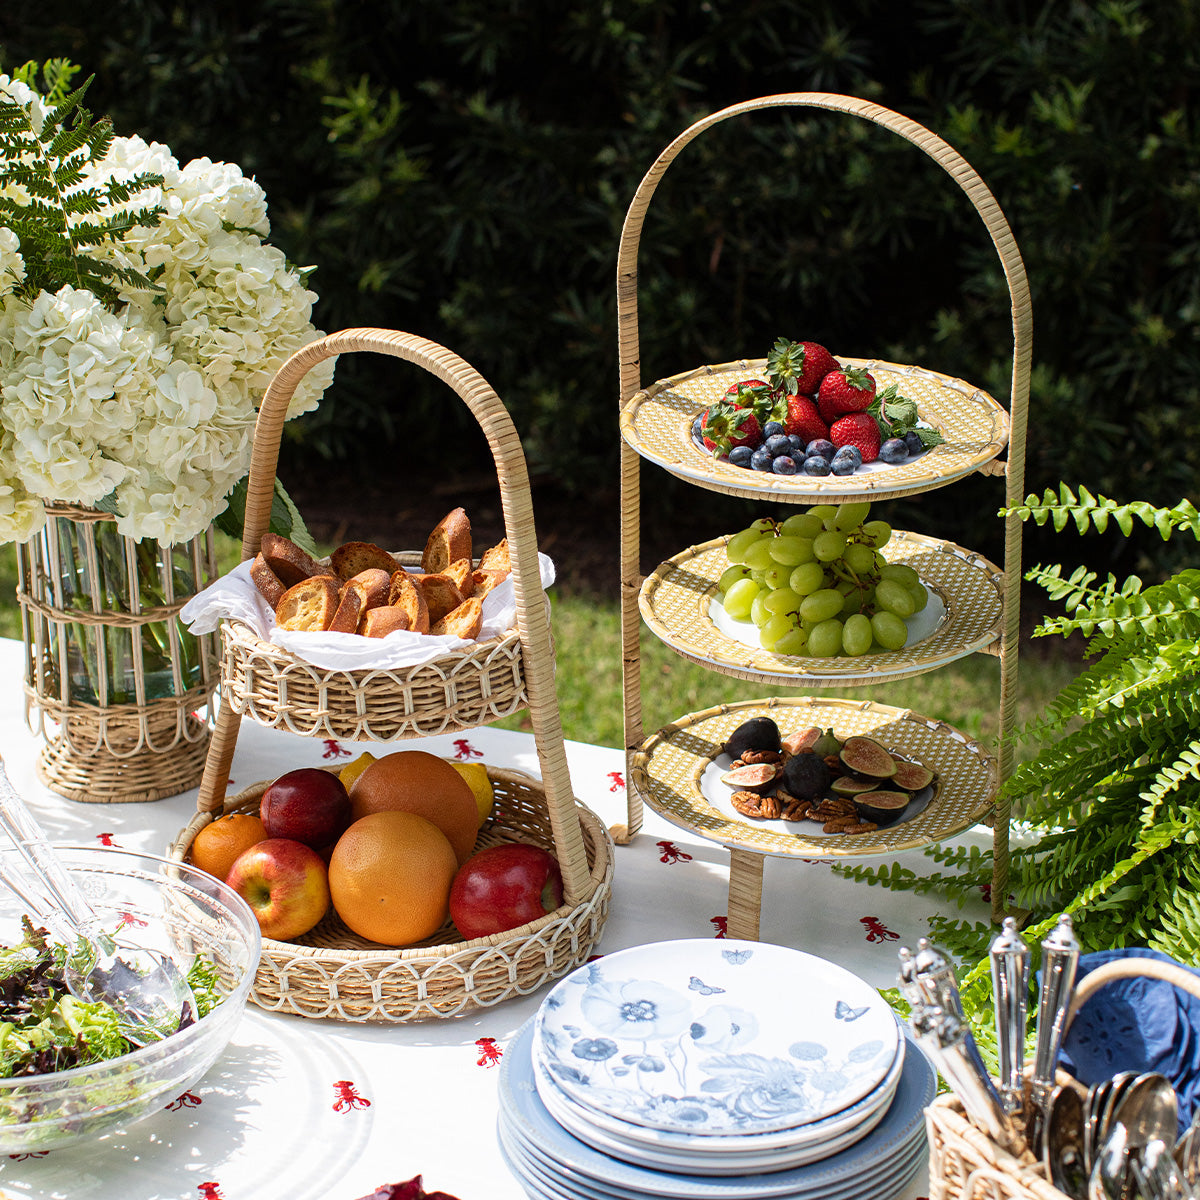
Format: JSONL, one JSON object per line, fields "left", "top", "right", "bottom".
{"left": 338, "top": 750, "right": 377, "bottom": 792}
{"left": 450, "top": 761, "right": 494, "bottom": 827}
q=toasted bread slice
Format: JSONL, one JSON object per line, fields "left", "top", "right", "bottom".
{"left": 471, "top": 568, "right": 508, "bottom": 599}
{"left": 443, "top": 557, "right": 475, "bottom": 597}
{"left": 328, "top": 579, "right": 369, "bottom": 634}
{"left": 275, "top": 576, "right": 340, "bottom": 632}
{"left": 430, "top": 596, "right": 483, "bottom": 640}
{"left": 387, "top": 569, "right": 430, "bottom": 634}
{"left": 422, "top": 507, "right": 472, "bottom": 574}
{"left": 349, "top": 567, "right": 391, "bottom": 610}
{"left": 261, "top": 533, "right": 330, "bottom": 588}
{"left": 477, "top": 537, "right": 511, "bottom": 576}
{"left": 416, "top": 573, "right": 467, "bottom": 625}
{"left": 359, "top": 606, "right": 411, "bottom": 638}
{"left": 330, "top": 541, "right": 402, "bottom": 581}
{"left": 250, "top": 552, "right": 287, "bottom": 609}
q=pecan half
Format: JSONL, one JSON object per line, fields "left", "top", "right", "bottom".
{"left": 782, "top": 798, "right": 813, "bottom": 821}
{"left": 843, "top": 821, "right": 879, "bottom": 835}
{"left": 740, "top": 748, "right": 783, "bottom": 764}
{"left": 731, "top": 790, "right": 768, "bottom": 818}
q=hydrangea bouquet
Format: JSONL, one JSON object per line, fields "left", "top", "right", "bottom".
{"left": 0, "top": 60, "right": 334, "bottom": 547}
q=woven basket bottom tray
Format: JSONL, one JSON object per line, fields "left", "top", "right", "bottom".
{"left": 172, "top": 765, "right": 614, "bottom": 1022}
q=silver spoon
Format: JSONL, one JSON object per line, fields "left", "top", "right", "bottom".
{"left": 0, "top": 760, "right": 196, "bottom": 1045}
{"left": 1090, "top": 1120, "right": 1133, "bottom": 1200}
{"left": 1136, "top": 1137, "right": 1190, "bottom": 1200}
{"left": 1046, "top": 1084, "right": 1090, "bottom": 1199}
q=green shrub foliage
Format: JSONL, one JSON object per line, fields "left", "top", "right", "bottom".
{"left": 2, "top": 1, "right": 1195, "bottom": 567}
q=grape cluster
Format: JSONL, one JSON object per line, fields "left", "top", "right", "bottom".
{"left": 716, "top": 502, "right": 928, "bottom": 657}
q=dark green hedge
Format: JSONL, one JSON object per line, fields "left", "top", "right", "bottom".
{"left": 2, "top": 0, "right": 1196, "bottom": 569}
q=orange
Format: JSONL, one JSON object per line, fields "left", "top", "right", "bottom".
{"left": 328, "top": 811, "right": 458, "bottom": 945}
{"left": 191, "top": 812, "right": 269, "bottom": 882}
{"left": 348, "top": 749, "right": 478, "bottom": 864}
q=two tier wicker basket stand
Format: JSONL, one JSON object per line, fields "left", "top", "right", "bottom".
{"left": 170, "top": 329, "right": 613, "bottom": 1022}
{"left": 615, "top": 92, "right": 1032, "bottom": 939}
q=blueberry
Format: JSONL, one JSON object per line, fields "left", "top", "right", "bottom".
{"left": 772, "top": 454, "right": 799, "bottom": 475}
{"left": 806, "top": 439, "right": 835, "bottom": 460}
{"left": 903, "top": 430, "right": 924, "bottom": 456}
{"left": 787, "top": 434, "right": 806, "bottom": 453}
{"left": 879, "top": 437, "right": 909, "bottom": 464}
{"left": 802, "top": 455, "right": 832, "bottom": 476}
{"left": 763, "top": 420, "right": 786, "bottom": 439}
{"left": 836, "top": 444, "right": 863, "bottom": 468}
{"left": 764, "top": 434, "right": 791, "bottom": 457}
{"left": 750, "top": 446, "right": 774, "bottom": 472}
{"left": 692, "top": 416, "right": 704, "bottom": 442}
{"left": 830, "top": 452, "right": 858, "bottom": 476}
{"left": 728, "top": 444, "right": 754, "bottom": 469}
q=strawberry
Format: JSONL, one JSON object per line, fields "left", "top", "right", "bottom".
{"left": 817, "top": 366, "right": 877, "bottom": 417}
{"left": 817, "top": 390, "right": 844, "bottom": 426}
{"left": 700, "top": 399, "right": 763, "bottom": 456}
{"left": 766, "top": 338, "right": 838, "bottom": 396}
{"left": 780, "top": 394, "right": 828, "bottom": 445}
{"left": 829, "top": 412, "right": 881, "bottom": 463}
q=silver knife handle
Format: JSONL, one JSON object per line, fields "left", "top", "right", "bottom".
{"left": 990, "top": 916, "right": 1031, "bottom": 1116}
{"left": 1031, "top": 914, "right": 1080, "bottom": 1109}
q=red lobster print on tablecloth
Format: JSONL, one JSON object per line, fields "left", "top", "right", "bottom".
{"left": 860, "top": 916, "right": 899, "bottom": 943}
{"left": 96, "top": 831, "right": 117, "bottom": 846}
{"left": 165, "top": 1090, "right": 202, "bottom": 1111}
{"left": 475, "top": 1037, "right": 503, "bottom": 1067}
{"left": 452, "top": 738, "right": 483, "bottom": 760}
{"left": 198, "top": 1184, "right": 223, "bottom": 1200}
{"left": 710, "top": 916, "right": 728, "bottom": 938}
{"left": 332, "top": 1080, "right": 372, "bottom": 1112}
{"left": 322, "top": 739, "right": 351, "bottom": 759}
{"left": 606, "top": 770, "right": 625, "bottom": 791}
{"left": 656, "top": 840, "right": 692, "bottom": 864}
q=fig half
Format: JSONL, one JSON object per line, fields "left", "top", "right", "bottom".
{"left": 839, "top": 736, "right": 897, "bottom": 780}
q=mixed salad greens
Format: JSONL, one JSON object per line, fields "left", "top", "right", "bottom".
{"left": 0, "top": 917, "right": 221, "bottom": 1078}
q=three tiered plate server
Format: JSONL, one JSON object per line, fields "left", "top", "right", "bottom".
{"left": 614, "top": 94, "right": 1032, "bottom": 939}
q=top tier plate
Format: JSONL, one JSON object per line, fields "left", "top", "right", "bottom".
{"left": 620, "top": 356, "right": 1010, "bottom": 502}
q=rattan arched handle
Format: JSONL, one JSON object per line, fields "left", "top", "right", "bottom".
{"left": 1065, "top": 957, "right": 1200, "bottom": 1030}
{"left": 197, "top": 328, "right": 592, "bottom": 904}
{"left": 617, "top": 94, "right": 1030, "bottom": 917}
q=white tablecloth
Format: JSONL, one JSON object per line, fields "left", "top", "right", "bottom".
{"left": 0, "top": 636, "right": 989, "bottom": 1200}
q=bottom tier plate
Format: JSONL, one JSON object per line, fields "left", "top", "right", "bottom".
{"left": 630, "top": 697, "right": 997, "bottom": 859}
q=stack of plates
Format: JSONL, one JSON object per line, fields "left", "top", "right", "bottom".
{"left": 498, "top": 940, "right": 934, "bottom": 1199}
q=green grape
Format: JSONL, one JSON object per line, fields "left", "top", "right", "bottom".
{"left": 839, "top": 587, "right": 867, "bottom": 616}
{"left": 750, "top": 593, "right": 771, "bottom": 628}
{"left": 861, "top": 519, "right": 892, "bottom": 549}
{"left": 821, "top": 509, "right": 840, "bottom": 530}
{"left": 833, "top": 501, "right": 872, "bottom": 532}
{"left": 774, "top": 627, "right": 809, "bottom": 656}
{"left": 842, "top": 613, "right": 873, "bottom": 656}
{"left": 880, "top": 563, "right": 920, "bottom": 587}
{"left": 799, "top": 587, "right": 845, "bottom": 624}
{"left": 723, "top": 577, "right": 759, "bottom": 620}
{"left": 717, "top": 564, "right": 752, "bottom": 593}
{"left": 813, "top": 530, "right": 847, "bottom": 562}
{"left": 764, "top": 587, "right": 803, "bottom": 615}
{"left": 789, "top": 562, "right": 827, "bottom": 596}
{"left": 871, "top": 610, "right": 908, "bottom": 650}
{"left": 749, "top": 517, "right": 776, "bottom": 533}
{"left": 761, "top": 565, "right": 790, "bottom": 590}
{"left": 779, "top": 512, "right": 824, "bottom": 539}
{"left": 725, "top": 527, "right": 761, "bottom": 563}
{"left": 907, "top": 581, "right": 929, "bottom": 612}
{"left": 807, "top": 618, "right": 844, "bottom": 657}
{"left": 769, "top": 535, "right": 815, "bottom": 566}
{"left": 842, "top": 543, "right": 877, "bottom": 576}
{"left": 760, "top": 613, "right": 794, "bottom": 649}
{"left": 875, "top": 578, "right": 916, "bottom": 618}
{"left": 743, "top": 538, "right": 777, "bottom": 571}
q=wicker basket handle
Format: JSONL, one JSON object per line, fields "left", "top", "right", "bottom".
{"left": 198, "top": 328, "right": 592, "bottom": 904}
{"left": 1066, "top": 956, "right": 1200, "bottom": 1030}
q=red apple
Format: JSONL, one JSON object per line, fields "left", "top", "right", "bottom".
{"left": 448, "top": 844, "right": 564, "bottom": 940}
{"left": 260, "top": 768, "right": 352, "bottom": 850}
{"left": 226, "top": 837, "right": 331, "bottom": 941}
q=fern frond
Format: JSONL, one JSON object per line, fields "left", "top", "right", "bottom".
{"left": 1003, "top": 486, "right": 1200, "bottom": 542}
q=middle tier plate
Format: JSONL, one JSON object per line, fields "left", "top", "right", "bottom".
{"left": 639, "top": 530, "right": 1004, "bottom": 685}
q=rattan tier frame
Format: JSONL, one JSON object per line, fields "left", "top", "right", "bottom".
{"left": 616, "top": 93, "right": 1031, "bottom": 934}
{"left": 639, "top": 529, "right": 1004, "bottom": 686}
{"left": 177, "top": 327, "right": 610, "bottom": 1021}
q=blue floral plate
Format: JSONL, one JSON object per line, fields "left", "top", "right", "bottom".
{"left": 533, "top": 939, "right": 899, "bottom": 1136}
{"left": 500, "top": 1018, "right": 933, "bottom": 1198}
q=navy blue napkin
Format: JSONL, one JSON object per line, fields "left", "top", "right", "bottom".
{"left": 1054, "top": 947, "right": 1200, "bottom": 1135}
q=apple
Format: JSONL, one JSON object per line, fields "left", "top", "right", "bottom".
{"left": 226, "top": 837, "right": 332, "bottom": 941}
{"left": 260, "top": 767, "right": 352, "bottom": 850}
{"left": 448, "top": 843, "right": 564, "bottom": 940}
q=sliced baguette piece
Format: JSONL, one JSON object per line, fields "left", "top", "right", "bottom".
{"left": 250, "top": 552, "right": 287, "bottom": 609}
{"left": 328, "top": 579, "right": 369, "bottom": 634}
{"left": 443, "top": 557, "right": 475, "bottom": 597}
{"left": 416, "top": 573, "right": 467, "bottom": 625}
{"left": 261, "top": 533, "right": 331, "bottom": 588}
{"left": 348, "top": 567, "right": 391, "bottom": 610}
{"left": 330, "top": 541, "right": 402, "bottom": 581}
{"left": 477, "top": 537, "right": 511, "bottom": 576}
{"left": 430, "top": 596, "right": 483, "bottom": 640}
{"left": 359, "top": 606, "right": 412, "bottom": 638}
{"left": 471, "top": 568, "right": 508, "bottom": 599}
{"left": 275, "top": 576, "right": 340, "bottom": 632}
{"left": 422, "top": 507, "right": 472, "bottom": 574}
{"left": 387, "top": 569, "right": 430, "bottom": 634}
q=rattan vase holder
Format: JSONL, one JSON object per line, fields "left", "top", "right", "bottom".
{"left": 615, "top": 93, "right": 1032, "bottom": 934}
{"left": 17, "top": 503, "right": 219, "bottom": 803}
{"left": 171, "top": 328, "right": 613, "bottom": 1022}
{"left": 926, "top": 955, "right": 1200, "bottom": 1200}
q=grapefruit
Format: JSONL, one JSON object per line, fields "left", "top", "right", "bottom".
{"left": 348, "top": 750, "right": 478, "bottom": 864}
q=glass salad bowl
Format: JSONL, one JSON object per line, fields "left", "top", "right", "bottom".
{"left": 0, "top": 845, "right": 261, "bottom": 1152}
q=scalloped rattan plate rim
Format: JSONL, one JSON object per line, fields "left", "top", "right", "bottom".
{"left": 638, "top": 529, "right": 1004, "bottom": 684}
{"left": 620, "top": 356, "right": 1010, "bottom": 502}
{"left": 631, "top": 697, "right": 998, "bottom": 859}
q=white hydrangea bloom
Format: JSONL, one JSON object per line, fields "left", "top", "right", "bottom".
{"left": 0, "top": 429, "right": 47, "bottom": 543}
{"left": 0, "top": 228, "right": 25, "bottom": 299}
